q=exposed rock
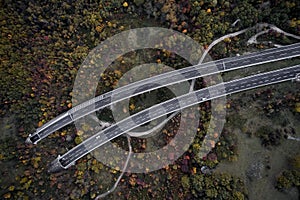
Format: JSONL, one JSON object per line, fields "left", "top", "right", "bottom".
{"left": 65, "top": 135, "right": 72, "bottom": 142}
{"left": 201, "top": 166, "right": 211, "bottom": 174}
{"left": 246, "top": 160, "right": 264, "bottom": 181}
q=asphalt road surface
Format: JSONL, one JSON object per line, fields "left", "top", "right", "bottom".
{"left": 26, "top": 43, "right": 300, "bottom": 144}
{"left": 48, "top": 64, "right": 300, "bottom": 172}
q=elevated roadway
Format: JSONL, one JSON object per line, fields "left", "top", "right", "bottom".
{"left": 26, "top": 43, "right": 300, "bottom": 144}
{"left": 48, "top": 64, "right": 300, "bottom": 172}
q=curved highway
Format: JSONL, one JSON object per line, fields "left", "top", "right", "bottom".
{"left": 26, "top": 43, "right": 300, "bottom": 144}
{"left": 48, "top": 64, "right": 300, "bottom": 172}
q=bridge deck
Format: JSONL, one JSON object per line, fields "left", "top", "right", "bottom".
{"left": 48, "top": 64, "right": 300, "bottom": 172}
{"left": 26, "top": 43, "right": 300, "bottom": 145}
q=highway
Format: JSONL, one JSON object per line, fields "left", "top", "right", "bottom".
{"left": 26, "top": 43, "right": 300, "bottom": 144}
{"left": 48, "top": 64, "right": 300, "bottom": 172}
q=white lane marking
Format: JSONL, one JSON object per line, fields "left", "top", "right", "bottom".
{"left": 223, "top": 61, "right": 226, "bottom": 70}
